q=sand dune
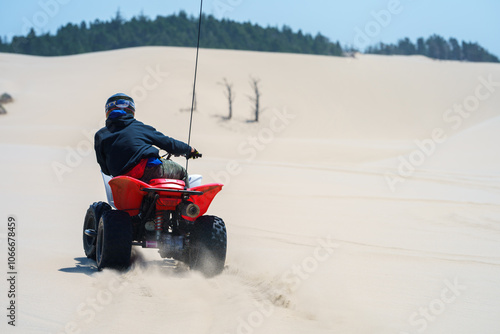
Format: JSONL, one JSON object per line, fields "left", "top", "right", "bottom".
{"left": 1, "top": 46, "right": 499, "bottom": 333}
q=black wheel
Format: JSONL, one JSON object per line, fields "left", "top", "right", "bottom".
{"left": 83, "top": 202, "right": 111, "bottom": 260}
{"left": 96, "top": 210, "right": 133, "bottom": 271}
{"left": 187, "top": 215, "right": 227, "bottom": 277}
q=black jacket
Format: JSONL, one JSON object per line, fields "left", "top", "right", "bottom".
{"left": 94, "top": 114, "right": 191, "bottom": 176}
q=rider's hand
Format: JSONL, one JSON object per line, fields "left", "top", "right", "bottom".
{"left": 187, "top": 148, "right": 202, "bottom": 159}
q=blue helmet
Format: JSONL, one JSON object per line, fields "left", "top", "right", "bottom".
{"left": 105, "top": 93, "right": 135, "bottom": 118}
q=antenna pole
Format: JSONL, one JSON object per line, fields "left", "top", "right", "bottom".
{"left": 186, "top": 0, "right": 204, "bottom": 173}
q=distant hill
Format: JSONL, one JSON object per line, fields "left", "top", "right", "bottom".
{"left": 0, "top": 11, "right": 342, "bottom": 57}
{"left": 0, "top": 11, "right": 497, "bottom": 63}
{"left": 365, "top": 35, "right": 499, "bottom": 63}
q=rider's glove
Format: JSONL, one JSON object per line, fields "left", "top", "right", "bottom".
{"left": 187, "top": 148, "right": 202, "bottom": 159}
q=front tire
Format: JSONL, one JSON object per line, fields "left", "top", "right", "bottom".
{"left": 96, "top": 210, "right": 133, "bottom": 271}
{"left": 187, "top": 215, "right": 227, "bottom": 277}
{"left": 83, "top": 202, "right": 111, "bottom": 260}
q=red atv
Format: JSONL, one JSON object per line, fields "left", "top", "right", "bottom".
{"left": 83, "top": 173, "right": 226, "bottom": 277}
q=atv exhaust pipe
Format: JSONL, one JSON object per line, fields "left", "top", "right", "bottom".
{"left": 180, "top": 202, "right": 200, "bottom": 218}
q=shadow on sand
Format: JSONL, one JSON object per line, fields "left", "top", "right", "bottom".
{"left": 59, "top": 257, "right": 97, "bottom": 276}
{"left": 58, "top": 251, "right": 192, "bottom": 277}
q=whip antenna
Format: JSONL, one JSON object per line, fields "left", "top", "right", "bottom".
{"left": 186, "top": 0, "right": 204, "bottom": 172}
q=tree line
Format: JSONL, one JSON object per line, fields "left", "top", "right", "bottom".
{"left": 365, "top": 35, "right": 499, "bottom": 63}
{"left": 0, "top": 11, "right": 497, "bottom": 63}
{"left": 0, "top": 11, "right": 342, "bottom": 57}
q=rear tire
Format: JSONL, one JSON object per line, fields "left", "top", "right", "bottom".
{"left": 187, "top": 215, "right": 227, "bottom": 277}
{"left": 96, "top": 210, "right": 132, "bottom": 271}
{"left": 83, "top": 202, "right": 111, "bottom": 260}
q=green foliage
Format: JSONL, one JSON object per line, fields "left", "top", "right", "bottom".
{"left": 366, "top": 34, "right": 499, "bottom": 63}
{"left": 1, "top": 13, "right": 495, "bottom": 64}
{"left": 0, "top": 11, "right": 343, "bottom": 57}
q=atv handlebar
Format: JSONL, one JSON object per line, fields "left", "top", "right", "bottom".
{"left": 161, "top": 149, "right": 202, "bottom": 160}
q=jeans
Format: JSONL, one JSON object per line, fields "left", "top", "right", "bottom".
{"left": 140, "top": 159, "right": 188, "bottom": 186}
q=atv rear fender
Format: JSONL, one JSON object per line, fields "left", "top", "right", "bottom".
{"left": 108, "top": 176, "right": 222, "bottom": 219}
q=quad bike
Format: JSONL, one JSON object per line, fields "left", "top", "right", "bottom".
{"left": 82, "top": 171, "right": 226, "bottom": 277}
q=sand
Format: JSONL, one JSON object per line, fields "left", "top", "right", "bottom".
{"left": 0, "top": 46, "right": 499, "bottom": 333}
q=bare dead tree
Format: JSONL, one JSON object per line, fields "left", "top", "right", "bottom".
{"left": 218, "top": 78, "right": 235, "bottom": 120}
{"left": 248, "top": 76, "right": 261, "bottom": 122}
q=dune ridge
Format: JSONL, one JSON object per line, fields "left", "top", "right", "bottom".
{"left": 0, "top": 46, "right": 499, "bottom": 333}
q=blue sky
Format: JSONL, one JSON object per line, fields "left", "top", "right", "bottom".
{"left": 1, "top": 0, "right": 499, "bottom": 57}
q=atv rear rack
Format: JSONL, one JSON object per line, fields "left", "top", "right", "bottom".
{"left": 141, "top": 188, "right": 203, "bottom": 196}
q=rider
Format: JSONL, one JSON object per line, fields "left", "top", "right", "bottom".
{"left": 94, "top": 93, "right": 201, "bottom": 185}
